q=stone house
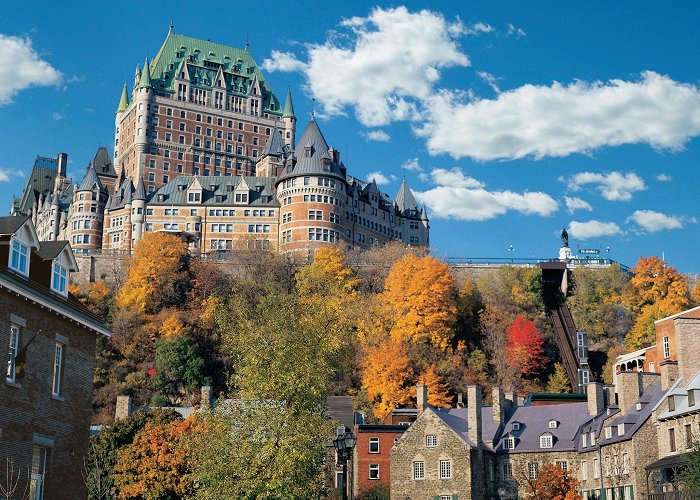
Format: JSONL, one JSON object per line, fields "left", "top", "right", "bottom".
{"left": 0, "top": 215, "right": 110, "bottom": 500}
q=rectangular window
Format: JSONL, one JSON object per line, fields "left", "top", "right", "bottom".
{"left": 52, "top": 343, "right": 63, "bottom": 396}
{"left": 581, "top": 460, "right": 588, "bottom": 480}
{"left": 670, "top": 428, "right": 676, "bottom": 452}
{"left": 10, "top": 239, "right": 29, "bottom": 275}
{"left": 556, "top": 460, "right": 567, "bottom": 471}
{"left": 369, "top": 437, "right": 379, "bottom": 453}
{"left": 687, "top": 423, "right": 694, "bottom": 449}
{"left": 7, "top": 324, "right": 19, "bottom": 382}
{"left": 51, "top": 263, "right": 68, "bottom": 295}
{"left": 593, "top": 458, "right": 600, "bottom": 479}
{"left": 528, "top": 462, "right": 539, "bottom": 480}
{"left": 369, "top": 463, "right": 379, "bottom": 480}
{"left": 426, "top": 435, "right": 437, "bottom": 447}
{"left": 29, "top": 446, "right": 47, "bottom": 500}
{"left": 664, "top": 336, "right": 670, "bottom": 358}
{"left": 540, "top": 435, "right": 553, "bottom": 448}
{"left": 503, "top": 437, "right": 515, "bottom": 450}
{"left": 439, "top": 460, "right": 452, "bottom": 479}
{"left": 502, "top": 463, "right": 513, "bottom": 480}
{"left": 413, "top": 461, "right": 424, "bottom": 480}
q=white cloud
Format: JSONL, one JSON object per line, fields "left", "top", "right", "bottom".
{"left": 566, "top": 171, "right": 646, "bottom": 201}
{"left": 418, "top": 72, "right": 700, "bottom": 161}
{"left": 626, "top": 210, "right": 694, "bottom": 232}
{"left": 366, "top": 171, "right": 397, "bottom": 185}
{"left": 564, "top": 196, "right": 592, "bottom": 214}
{"left": 463, "top": 22, "right": 494, "bottom": 36}
{"left": 262, "top": 6, "right": 470, "bottom": 127}
{"left": 506, "top": 24, "right": 527, "bottom": 38}
{"left": 0, "top": 35, "right": 62, "bottom": 105}
{"left": 401, "top": 158, "right": 423, "bottom": 172}
{"left": 362, "top": 130, "right": 390, "bottom": 142}
{"left": 569, "top": 220, "right": 622, "bottom": 239}
{"left": 656, "top": 173, "right": 672, "bottom": 182}
{"left": 0, "top": 168, "right": 24, "bottom": 182}
{"left": 415, "top": 186, "right": 558, "bottom": 221}
{"left": 477, "top": 71, "right": 500, "bottom": 94}
{"left": 52, "top": 112, "right": 63, "bottom": 120}
{"left": 429, "top": 167, "right": 484, "bottom": 188}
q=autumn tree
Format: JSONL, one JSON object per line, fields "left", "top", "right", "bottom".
{"left": 419, "top": 365, "right": 453, "bottom": 408}
{"left": 346, "top": 240, "right": 426, "bottom": 293}
{"left": 507, "top": 315, "right": 546, "bottom": 377}
{"left": 623, "top": 256, "right": 691, "bottom": 347}
{"left": 112, "top": 418, "right": 194, "bottom": 499}
{"left": 481, "top": 306, "right": 520, "bottom": 391}
{"left": 116, "top": 232, "right": 190, "bottom": 314}
{"left": 361, "top": 338, "right": 414, "bottom": 420}
{"left": 382, "top": 254, "right": 457, "bottom": 348}
{"left": 546, "top": 363, "right": 571, "bottom": 393}
{"left": 524, "top": 463, "right": 582, "bottom": 500}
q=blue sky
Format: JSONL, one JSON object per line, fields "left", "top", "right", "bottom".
{"left": 1, "top": 1, "right": 699, "bottom": 272}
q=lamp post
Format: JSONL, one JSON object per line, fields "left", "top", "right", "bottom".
{"left": 333, "top": 429, "right": 356, "bottom": 500}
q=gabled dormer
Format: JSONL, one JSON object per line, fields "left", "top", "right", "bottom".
{"left": 234, "top": 178, "right": 250, "bottom": 204}
{"left": 1, "top": 216, "right": 40, "bottom": 278}
{"left": 539, "top": 431, "right": 555, "bottom": 449}
{"left": 187, "top": 178, "right": 203, "bottom": 204}
{"left": 213, "top": 66, "right": 226, "bottom": 89}
{"left": 34, "top": 241, "right": 78, "bottom": 296}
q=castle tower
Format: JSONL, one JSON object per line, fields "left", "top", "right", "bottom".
{"left": 132, "top": 56, "right": 153, "bottom": 182}
{"left": 275, "top": 118, "right": 347, "bottom": 260}
{"left": 68, "top": 163, "right": 108, "bottom": 252}
{"left": 394, "top": 178, "right": 429, "bottom": 247}
{"left": 256, "top": 125, "right": 287, "bottom": 177}
{"left": 282, "top": 87, "right": 296, "bottom": 149}
{"left": 131, "top": 176, "right": 147, "bottom": 246}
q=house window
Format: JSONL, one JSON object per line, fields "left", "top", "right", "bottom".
{"left": 622, "top": 453, "right": 630, "bottom": 475}
{"left": 188, "top": 192, "right": 201, "bottom": 202}
{"left": 668, "top": 395, "right": 676, "bottom": 412}
{"left": 52, "top": 343, "right": 64, "bottom": 397}
{"left": 9, "top": 238, "right": 29, "bottom": 275}
{"left": 364, "top": 436, "right": 379, "bottom": 454}
{"left": 593, "top": 458, "right": 600, "bottom": 479}
{"left": 528, "top": 462, "right": 539, "bottom": 480}
{"left": 549, "top": 420, "right": 558, "bottom": 429}
{"left": 502, "top": 463, "right": 513, "bottom": 480}
{"left": 369, "top": 463, "right": 379, "bottom": 480}
{"left": 618, "top": 423, "right": 625, "bottom": 435}
{"left": 687, "top": 424, "right": 694, "bottom": 449}
{"left": 540, "top": 435, "right": 553, "bottom": 449}
{"left": 556, "top": 461, "right": 567, "bottom": 471}
{"left": 663, "top": 336, "right": 670, "bottom": 358}
{"left": 51, "top": 263, "right": 68, "bottom": 296}
{"left": 670, "top": 428, "right": 676, "bottom": 452}
{"left": 503, "top": 437, "right": 515, "bottom": 450}
{"left": 590, "top": 432, "right": 596, "bottom": 445}
{"left": 426, "top": 435, "right": 437, "bottom": 447}
{"left": 582, "top": 433, "right": 588, "bottom": 448}
{"left": 605, "top": 427, "right": 612, "bottom": 439}
{"left": 512, "top": 422, "right": 520, "bottom": 431}
{"left": 440, "top": 460, "right": 452, "bottom": 479}
{"left": 581, "top": 460, "right": 588, "bottom": 480}
{"left": 413, "top": 461, "right": 424, "bottom": 480}
{"left": 29, "top": 446, "right": 47, "bottom": 500}
{"left": 690, "top": 390, "right": 696, "bottom": 407}
{"left": 7, "top": 324, "right": 19, "bottom": 382}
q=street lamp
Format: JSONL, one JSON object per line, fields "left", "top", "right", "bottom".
{"left": 333, "top": 429, "right": 356, "bottom": 500}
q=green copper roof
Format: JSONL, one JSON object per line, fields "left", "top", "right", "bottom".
{"left": 117, "top": 83, "right": 129, "bottom": 112}
{"left": 282, "top": 87, "right": 295, "bottom": 118}
{"left": 139, "top": 56, "right": 152, "bottom": 88}
{"left": 149, "top": 32, "right": 282, "bottom": 115}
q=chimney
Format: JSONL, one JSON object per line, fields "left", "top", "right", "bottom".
{"left": 675, "top": 318, "right": 700, "bottom": 384}
{"left": 492, "top": 387, "right": 507, "bottom": 424}
{"left": 115, "top": 395, "right": 132, "bottom": 421}
{"left": 417, "top": 384, "right": 428, "bottom": 414}
{"left": 660, "top": 360, "right": 679, "bottom": 391}
{"left": 467, "top": 385, "right": 482, "bottom": 446}
{"left": 456, "top": 392, "right": 464, "bottom": 408}
{"left": 616, "top": 371, "right": 643, "bottom": 412}
{"left": 57, "top": 153, "right": 68, "bottom": 178}
{"left": 201, "top": 386, "right": 212, "bottom": 409}
{"left": 587, "top": 382, "right": 605, "bottom": 416}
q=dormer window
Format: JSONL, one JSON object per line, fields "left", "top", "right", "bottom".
{"left": 51, "top": 262, "right": 68, "bottom": 296}
{"left": 540, "top": 434, "right": 553, "bottom": 449}
{"left": 582, "top": 433, "right": 587, "bottom": 448}
{"left": 590, "top": 432, "right": 596, "bottom": 445}
{"left": 188, "top": 192, "right": 201, "bottom": 202}
{"left": 503, "top": 437, "right": 516, "bottom": 450}
{"left": 668, "top": 395, "right": 676, "bottom": 412}
{"left": 9, "top": 239, "right": 29, "bottom": 276}
{"left": 636, "top": 402, "right": 643, "bottom": 411}
{"left": 512, "top": 422, "right": 521, "bottom": 431}
{"left": 604, "top": 427, "right": 612, "bottom": 439}
{"left": 618, "top": 423, "right": 625, "bottom": 435}
{"left": 548, "top": 420, "right": 558, "bottom": 429}
{"left": 689, "top": 390, "right": 696, "bottom": 407}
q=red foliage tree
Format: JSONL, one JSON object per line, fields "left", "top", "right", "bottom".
{"left": 506, "top": 315, "right": 546, "bottom": 376}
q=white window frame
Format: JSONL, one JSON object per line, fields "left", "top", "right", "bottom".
{"left": 52, "top": 343, "right": 63, "bottom": 397}
{"left": 540, "top": 435, "right": 553, "bottom": 449}
{"left": 51, "top": 262, "right": 68, "bottom": 296}
{"left": 426, "top": 435, "right": 437, "bottom": 448}
{"left": 502, "top": 462, "right": 513, "bottom": 480}
{"left": 549, "top": 420, "right": 558, "bottom": 429}
{"left": 369, "top": 437, "right": 379, "bottom": 454}
{"left": 605, "top": 427, "right": 612, "bottom": 439}
{"left": 556, "top": 460, "right": 568, "bottom": 471}
{"left": 582, "top": 433, "right": 588, "bottom": 448}
{"left": 581, "top": 460, "right": 588, "bottom": 480}
{"left": 593, "top": 457, "right": 600, "bottom": 479}
{"left": 369, "top": 463, "right": 379, "bottom": 480}
{"left": 413, "top": 461, "right": 425, "bottom": 480}
{"left": 663, "top": 336, "right": 670, "bottom": 358}
{"left": 9, "top": 238, "right": 29, "bottom": 276}
{"left": 7, "top": 324, "right": 19, "bottom": 382}
{"left": 528, "top": 462, "right": 539, "bottom": 480}
{"left": 503, "top": 437, "right": 516, "bottom": 450}
{"left": 29, "top": 446, "right": 47, "bottom": 500}
{"left": 618, "top": 423, "right": 625, "bottom": 436}
{"left": 512, "top": 422, "right": 520, "bottom": 431}
{"left": 440, "top": 459, "right": 452, "bottom": 479}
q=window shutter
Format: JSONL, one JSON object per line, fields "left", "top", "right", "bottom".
{"left": 452, "top": 495, "right": 458, "bottom": 500}
{"left": 433, "top": 496, "right": 440, "bottom": 500}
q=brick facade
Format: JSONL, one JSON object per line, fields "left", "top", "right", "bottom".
{"left": 353, "top": 424, "right": 406, "bottom": 497}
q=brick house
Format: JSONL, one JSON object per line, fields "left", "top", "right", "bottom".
{"left": 0, "top": 216, "right": 110, "bottom": 500}
{"left": 353, "top": 423, "right": 407, "bottom": 497}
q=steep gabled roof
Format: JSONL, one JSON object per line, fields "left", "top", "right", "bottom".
{"left": 395, "top": 178, "right": 418, "bottom": 212}
{"left": 261, "top": 126, "right": 285, "bottom": 158}
{"left": 77, "top": 165, "right": 106, "bottom": 193}
{"left": 92, "top": 147, "right": 118, "bottom": 178}
{"left": 278, "top": 119, "right": 345, "bottom": 182}
{"left": 282, "top": 87, "right": 295, "bottom": 118}
{"left": 13, "top": 156, "right": 59, "bottom": 216}
{"left": 0, "top": 215, "right": 32, "bottom": 236}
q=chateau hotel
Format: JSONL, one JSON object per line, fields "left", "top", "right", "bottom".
{"left": 12, "top": 28, "right": 428, "bottom": 259}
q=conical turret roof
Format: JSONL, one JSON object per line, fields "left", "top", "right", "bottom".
{"left": 395, "top": 178, "right": 418, "bottom": 213}
{"left": 133, "top": 176, "right": 147, "bottom": 201}
{"left": 282, "top": 87, "right": 295, "bottom": 119}
{"left": 139, "top": 56, "right": 152, "bottom": 88}
{"left": 261, "top": 126, "right": 285, "bottom": 158}
{"left": 117, "top": 82, "right": 129, "bottom": 112}
{"left": 77, "top": 164, "right": 107, "bottom": 193}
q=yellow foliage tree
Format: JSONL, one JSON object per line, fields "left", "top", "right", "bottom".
{"left": 419, "top": 365, "right": 452, "bottom": 408}
{"left": 382, "top": 254, "right": 457, "bottom": 349}
{"left": 295, "top": 247, "right": 361, "bottom": 300}
{"left": 361, "top": 338, "right": 414, "bottom": 420}
{"left": 116, "top": 232, "right": 189, "bottom": 314}
{"left": 623, "top": 256, "right": 691, "bottom": 348}
{"left": 158, "top": 310, "right": 187, "bottom": 339}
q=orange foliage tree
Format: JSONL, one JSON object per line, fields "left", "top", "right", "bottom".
{"left": 116, "top": 232, "right": 189, "bottom": 314}
{"left": 506, "top": 315, "right": 546, "bottom": 377}
{"left": 361, "top": 338, "right": 414, "bottom": 420}
{"left": 419, "top": 364, "right": 453, "bottom": 408}
{"left": 112, "top": 418, "right": 194, "bottom": 499}
{"left": 382, "top": 254, "right": 457, "bottom": 349}
{"left": 623, "top": 256, "right": 691, "bottom": 347}
{"left": 525, "top": 463, "right": 582, "bottom": 500}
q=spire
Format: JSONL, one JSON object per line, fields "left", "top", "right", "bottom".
{"left": 139, "top": 56, "right": 152, "bottom": 89}
{"left": 395, "top": 178, "right": 418, "bottom": 213}
{"left": 282, "top": 86, "right": 296, "bottom": 119}
{"left": 133, "top": 176, "right": 147, "bottom": 201}
{"left": 117, "top": 82, "right": 129, "bottom": 112}
{"left": 169, "top": 20, "right": 174, "bottom": 35}
{"left": 244, "top": 33, "right": 249, "bottom": 52}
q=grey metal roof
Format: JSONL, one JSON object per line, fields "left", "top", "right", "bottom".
{"left": 658, "top": 371, "right": 700, "bottom": 419}
{"left": 326, "top": 396, "right": 354, "bottom": 430}
{"left": 77, "top": 165, "right": 107, "bottom": 193}
{"left": 277, "top": 119, "right": 345, "bottom": 182}
{"left": 92, "top": 146, "right": 118, "bottom": 178}
{"left": 35, "top": 241, "right": 69, "bottom": 260}
{"left": 133, "top": 177, "right": 147, "bottom": 201}
{"left": 149, "top": 175, "right": 278, "bottom": 206}
{"left": 395, "top": 178, "right": 418, "bottom": 213}
{"left": 261, "top": 125, "right": 286, "bottom": 158}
